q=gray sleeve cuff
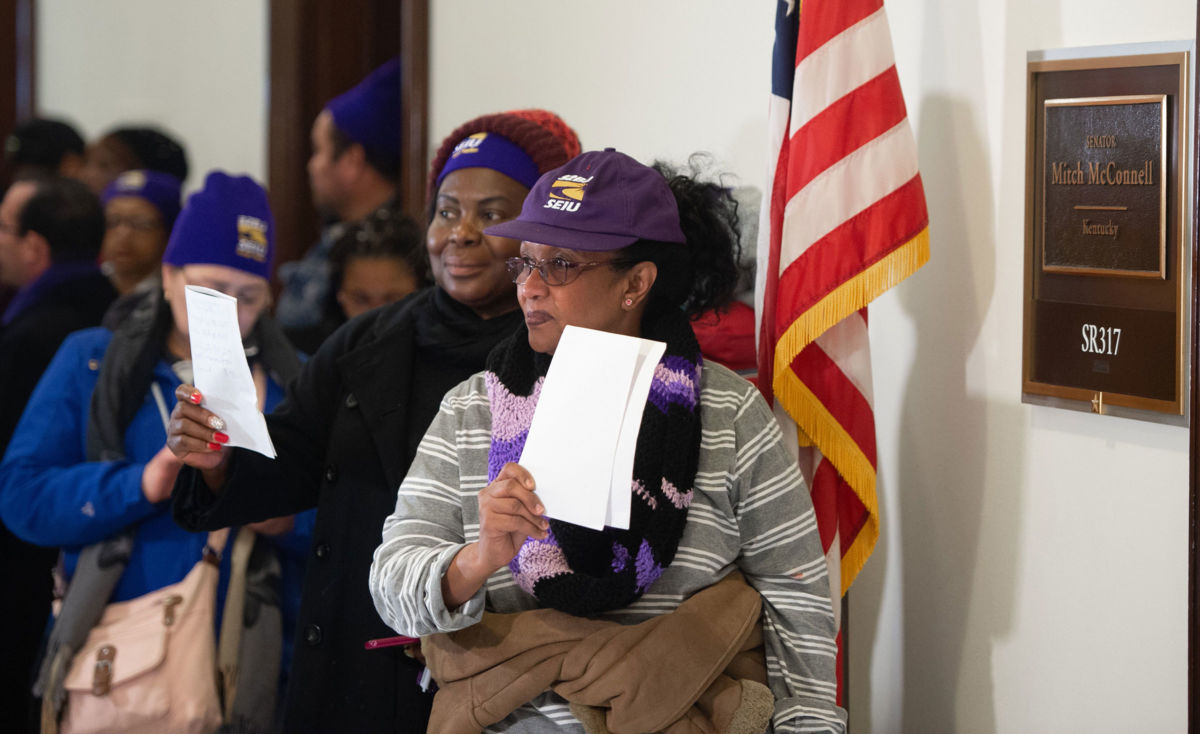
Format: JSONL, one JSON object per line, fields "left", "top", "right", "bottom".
{"left": 422, "top": 544, "right": 488, "bottom": 632}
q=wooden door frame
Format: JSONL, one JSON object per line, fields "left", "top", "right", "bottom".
{"left": 267, "top": 0, "right": 429, "bottom": 274}
{"left": 399, "top": 0, "right": 429, "bottom": 220}
{"left": 0, "top": 0, "right": 37, "bottom": 189}
{"left": 1190, "top": 3, "right": 1199, "bottom": 732}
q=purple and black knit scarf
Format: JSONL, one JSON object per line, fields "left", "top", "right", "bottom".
{"left": 484, "top": 312, "right": 703, "bottom": 616}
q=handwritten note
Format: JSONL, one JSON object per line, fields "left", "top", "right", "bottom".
{"left": 519, "top": 326, "right": 665, "bottom": 530}
{"left": 184, "top": 286, "right": 276, "bottom": 458}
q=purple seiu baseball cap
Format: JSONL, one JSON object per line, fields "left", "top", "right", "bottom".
{"left": 484, "top": 148, "right": 685, "bottom": 252}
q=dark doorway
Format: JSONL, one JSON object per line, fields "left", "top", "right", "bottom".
{"left": 267, "top": 0, "right": 428, "bottom": 272}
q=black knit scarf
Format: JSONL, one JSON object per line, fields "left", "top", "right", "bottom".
{"left": 484, "top": 311, "right": 703, "bottom": 616}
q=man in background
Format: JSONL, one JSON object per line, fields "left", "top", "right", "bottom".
{"left": 0, "top": 177, "right": 115, "bottom": 733}
{"left": 1, "top": 118, "right": 89, "bottom": 315}
{"left": 3, "top": 118, "right": 86, "bottom": 183}
{"left": 275, "top": 58, "right": 403, "bottom": 336}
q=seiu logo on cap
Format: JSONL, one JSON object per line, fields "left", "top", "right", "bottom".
{"left": 543, "top": 174, "right": 592, "bottom": 213}
{"left": 115, "top": 170, "right": 146, "bottom": 192}
{"left": 236, "top": 215, "right": 269, "bottom": 262}
{"left": 451, "top": 133, "right": 487, "bottom": 158}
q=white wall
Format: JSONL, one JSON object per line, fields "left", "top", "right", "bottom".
{"left": 428, "top": 2, "right": 775, "bottom": 190}
{"left": 435, "top": 2, "right": 1195, "bottom": 732}
{"left": 35, "top": 0, "right": 268, "bottom": 191}
{"left": 866, "top": 2, "right": 1191, "bottom": 731}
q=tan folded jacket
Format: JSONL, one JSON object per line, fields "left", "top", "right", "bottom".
{"left": 422, "top": 571, "right": 774, "bottom": 734}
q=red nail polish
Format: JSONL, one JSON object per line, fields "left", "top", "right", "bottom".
{"left": 207, "top": 442, "right": 221, "bottom": 451}
{"left": 213, "top": 432, "right": 229, "bottom": 444}
{"left": 189, "top": 392, "right": 202, "bottom": 405}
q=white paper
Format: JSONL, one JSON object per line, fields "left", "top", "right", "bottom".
{"left": 184, "top": 286, "right": 276, "bottom": 458}
{"left": 519, "top": 326, "right": 665, "bottom": 531}
{"left": 605, "top": 338, "right": 665, "bottom": 528}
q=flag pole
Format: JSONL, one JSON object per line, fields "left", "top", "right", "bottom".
{"left": 842, "top": 595, "right": 850, "bottom": 722}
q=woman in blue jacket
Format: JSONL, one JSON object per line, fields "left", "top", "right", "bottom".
{"left": 0, "top": 171, "right": 311, "bottom": 733}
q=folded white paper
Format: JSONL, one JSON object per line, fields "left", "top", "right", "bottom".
{"left": 184, "top": 286, "right": 276, "bottom": 458}
{"left": 606, "top": 338, "right": 665, "bottom": 529}
{"left": 519, "top": 326, "right": 665, "bottom": 531}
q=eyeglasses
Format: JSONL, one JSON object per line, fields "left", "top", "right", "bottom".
{"left": 505, "top": 255, "right": 631, "bottom": 286}
{"left": 106, "top": 215, "right": 162, "bottom": 232}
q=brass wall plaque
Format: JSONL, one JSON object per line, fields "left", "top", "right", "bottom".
{"left": 1042, "top": 95, "right": 1166, "bottom": 278}
{"left": 1023, "top": 46, "right": 1191, "bottom": 421}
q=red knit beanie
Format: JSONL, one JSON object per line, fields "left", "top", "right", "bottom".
{"left": 426, "top": 109, "right": 581, "bottom": 203}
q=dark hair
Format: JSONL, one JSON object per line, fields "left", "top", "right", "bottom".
{"left": 329, "top": 121, "right": 400, "bottom": 183}
{"left": 613, "top": 156, "right": 743, "bottom": 320}
{"left": 18, "top": 177, "right": 105, "bottom": 263}
{"left": 107, "top": 126, "right": 189, "bottom": 182}
{"left": 327, "top": 207, "right": 430, "bottom": 313}
{"left": 5, "top": 118, "right": 85, "bottom": 173}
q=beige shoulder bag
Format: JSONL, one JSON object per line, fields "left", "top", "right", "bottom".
{"left": 56, "top": 528, "right": 229, "bottom": 734}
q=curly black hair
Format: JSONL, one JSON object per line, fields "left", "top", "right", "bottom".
{"left": 612, "top": 154, "right": 743, "bottom": 320}
{"left": 328, "top": 207, "right": 430, "bottom": 288}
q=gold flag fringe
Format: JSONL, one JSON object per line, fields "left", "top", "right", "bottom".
{"left": 772, "top": 226, "right": 930, "bottom": 594}
{"left": 841, "top": 513, "right": 879, "bottom": 597}
{"left": 774, "top": 368, "right": 877, "bottom": 596}
{"left": 773, "top": 227, "right": 931, "bottom": 375}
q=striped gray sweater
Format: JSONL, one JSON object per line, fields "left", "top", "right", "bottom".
{"left": 370, "top": 361, "right": 846, "bottom": 733}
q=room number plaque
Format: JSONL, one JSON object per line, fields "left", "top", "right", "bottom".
{"left": 1023, "top": 45, "right": 1191, "bottom": 422}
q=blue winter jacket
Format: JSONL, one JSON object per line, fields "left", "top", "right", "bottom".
{"left": 0, "top": 326, "right": 314, "bottom": 676}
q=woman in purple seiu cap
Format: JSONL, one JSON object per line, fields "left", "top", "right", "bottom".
{"left": 0, "top": 171, "right": 312, "bottom": 733}
{"left": 369, "top": 149, "right": 847, "bottom": 732}
{"left": 165, "top": 111, "right": 583, "bottom": 733}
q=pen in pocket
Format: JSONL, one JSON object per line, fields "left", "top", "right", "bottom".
{"left": 364, "top": 635, "right": 419, "bottom": 650}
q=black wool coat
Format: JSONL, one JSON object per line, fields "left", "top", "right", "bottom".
{"left": 0, "top": 267, "right": 116, "bottom": 734}
{"left": 173, "top": 288, "right": 522, "bottom": 733}
{"left": 0, "top": 268, "right": 117, "bottom": 450}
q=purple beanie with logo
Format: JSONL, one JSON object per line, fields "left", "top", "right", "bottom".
{"left": 325, "top": 58, "right": 402, "bottom": 158}
{"left": 101, "top": 169, "right": 183, "bottom": 229}
{"left": 163, "top": 171, "right": 274, "bottom": 280}
{"left": 434, "top": 132, "right": 542, "bottom": 190}
{"left": 485, "top": 148, "right": 685, "bottom": 252}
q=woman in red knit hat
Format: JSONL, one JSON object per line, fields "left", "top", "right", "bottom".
{"left": 166, "top": 111, "right": 581, "bottom": 733}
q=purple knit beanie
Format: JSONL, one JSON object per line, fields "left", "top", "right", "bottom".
{"left": 163, "top": 171, "right": 274, "bottom": 280}
{"left": 325, "top": 58, "right": 401, "bottom": 158}
{"left": 101, "top": 169, "right": 183, "bottom": 229}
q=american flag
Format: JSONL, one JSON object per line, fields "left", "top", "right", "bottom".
{"left": 755, "top": 0, "right": 930, "bottom": 701}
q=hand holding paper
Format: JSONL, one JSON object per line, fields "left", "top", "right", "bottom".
{"left": 518, "top": 326, "right": 665, "bottom": 530}
{"left": 184, "top": 286, "right": 276, "bottom": 458}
